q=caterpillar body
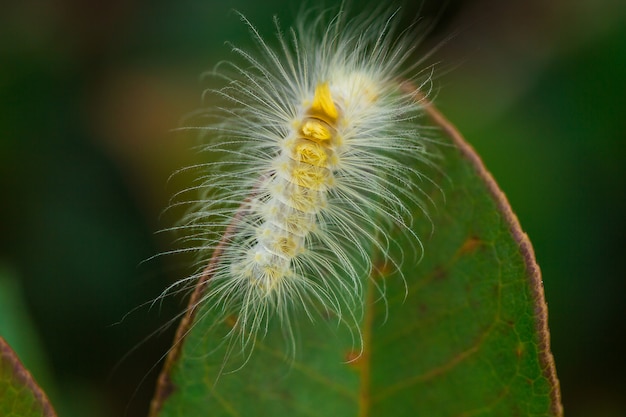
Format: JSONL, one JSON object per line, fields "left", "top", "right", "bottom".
{"left": 172, "top": 6, "right": 438, "bottom": 358}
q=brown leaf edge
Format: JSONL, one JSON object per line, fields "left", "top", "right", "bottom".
{"left": 148, "top": 207, "right": 242, "bottom": 417}
{"left": 422, "top": 100, "right": 564, "bottom": 417}
{"left": 0, "top": 337, "right": 57, "bottom": 417}
{"left": 148, "top": 98, "right": 564, "bottom": 417}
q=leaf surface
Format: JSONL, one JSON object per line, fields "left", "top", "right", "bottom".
{"left": 0, "top": 338, "right": 57, "bottom": 417}
{"left": 150, "top": 103, "right": 562, "bottom": 417}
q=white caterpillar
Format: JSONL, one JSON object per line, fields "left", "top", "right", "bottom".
{"left": 170, "top": 6, "right": 438, "bottom": 357}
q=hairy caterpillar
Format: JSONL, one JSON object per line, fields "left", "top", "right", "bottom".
{"left": 167, "top": 5, "right": 439, "bottom": 361}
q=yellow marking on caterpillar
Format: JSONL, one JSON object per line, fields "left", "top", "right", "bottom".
{"left": 290, "top": 163, "right": 329, "bottom": 190}
{"left": 285, "top": 185, "right": 325, "bottom": 213}
{"left": 274, "top": 236, "right": 298, "bottom": 258}
{"left": 310, "top": 81, "right": 338, "bottom": 123}
{"left": 259, "top": 266, "right": 282, "bottom": 290}
{"left": 300, "top": 118, "right": 333, "bottom": 143}
{"left": 296, "top": 81, "right": 341, "bottom": 146}
{"left": 292, "top": 140, "right": 328, "bottom": 167}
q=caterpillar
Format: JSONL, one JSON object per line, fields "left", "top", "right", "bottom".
{"left": 168, "top": 5, "right": 439, "bottom": 360}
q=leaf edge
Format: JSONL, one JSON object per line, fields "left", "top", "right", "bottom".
{"left": 423, "top": 100, "right": 564, "bottom": 417}
{"left": 0, "top": 337, "right": 58, "bottom": 417}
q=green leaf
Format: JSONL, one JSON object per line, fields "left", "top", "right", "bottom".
{"left": 0, "top": 266, "right": 52, "bottom": 394}
{"left": 0, "top": 338, "right": 57, "bottom": 417}
{"left": 149, "top": 104, "right": 562, "bottom": 417}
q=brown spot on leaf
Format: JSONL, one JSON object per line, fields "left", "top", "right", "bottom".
{"left": 344, "top": 349, "right": 363, "bottom": 370}
{"left": 458, "top": 236, "right": 483, "bottom": 256}
{"left": 319, "top": 308, "right": 337, "bottom": 322}
{"left": 373, "top": 261, "right": 393, "bottom": 280}
{"left": 225, "top": 314, "right": 238, "bottom": 328}
{"left": 433, "top": 266, "right": 447, "bottom": 281}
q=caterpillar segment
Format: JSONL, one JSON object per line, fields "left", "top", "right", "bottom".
{"left": 239, "top": 82, "right": 340, "bottom": 293}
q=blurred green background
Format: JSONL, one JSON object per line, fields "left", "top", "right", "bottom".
{"left": 1, "top": 0, "right": 624, "bottom": 416}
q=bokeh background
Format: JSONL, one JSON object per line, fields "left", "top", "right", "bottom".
{"left": 1, "top": 0, "right": 624, "bottom": 416}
